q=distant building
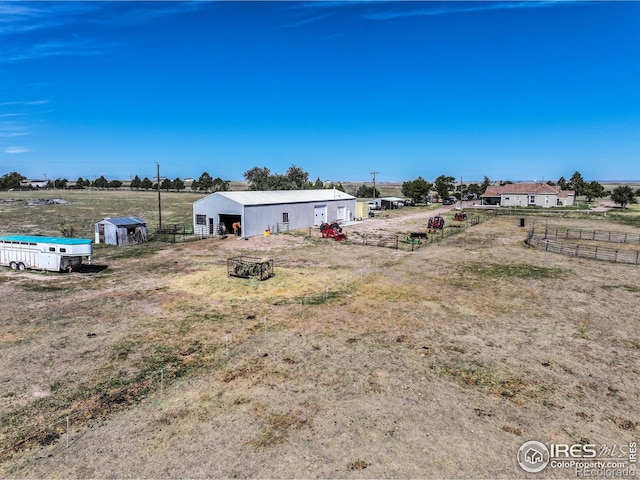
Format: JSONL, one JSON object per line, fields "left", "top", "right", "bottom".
{"left": 481, "top": 182, "right": 575, "bottom": 207}
{"left": 193, "top": 189, "right": 356, "bottom": 238}
{"left": 94, "top": 217, "right": 148, "bottom": 246}
{"left": 20, "top": 179, "right": 49, "bottom": 188}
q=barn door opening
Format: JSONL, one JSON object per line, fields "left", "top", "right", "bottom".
{"left": 98, "top": 224, "right": 105, "bottom": 243}
{"left": 219, "top": 214, "right": 241, "bottom": 236}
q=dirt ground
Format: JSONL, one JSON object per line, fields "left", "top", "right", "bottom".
{"left": 1, "top": 206, "right": 639, "bottom": 479}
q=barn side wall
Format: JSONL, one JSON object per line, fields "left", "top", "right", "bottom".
{"left": 194, "top": 196, "right": 356, "bottom": 238}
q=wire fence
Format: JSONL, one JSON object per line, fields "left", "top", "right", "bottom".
{"left": 526, "top": 227, "right": 640, "bottom": 265}
{"left": 532, "top": 226, "right": 640, "bottom": 245}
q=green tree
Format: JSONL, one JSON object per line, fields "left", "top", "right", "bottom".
{"left": 583, "top": 180, "right": 606, "bottom": 203}
{"left": 74, "top": 177, "right": 90, "bottom": 188}
{"left": 54, "top": 178, "right": 68, "bottom": 189}
{"left": 140, "top": 177, "right": 153, "bottom": 190}
{"left": 569, "top": 171, "right": 586, "bottom": 197}
{"left": 108, "top": 180, "right": 123, "bottom": 189}
{"left": 211, "top": 177, "right": 229, "bottom": 192}
{"left": 161, "top": 178, "right": 173, "bottom": 191}
{"left": 173, "top": 177, "right": 185, "bottom": 192}
{"left": 557, "top": 176, "right": 568, "bottom": 190}
{"left": 355, "top": 184, "right": 380, "bottom": 198}
{"left": 93, "top": 175, "right": 109, "bottom": 189}
{"left": 313, "top": 177, "right": 324, "bottom": 189}
{"left": 0, "top": 172, "right": 25, "bottom": 190}
{"left": 480, "top": 176, "right": 491, "bottom": 194}
{"left": 402, "top": 176, "right": 432, "bottom": 204}
{"left": 610, "top": 185, "right": 636, "bottom": 209}
{"left": 467, "top": 183, "right": 482, "bottom": 198}
{"left": 195, "top": 172, "right": 214, "bottom": 192}
{"left": 244, "top": 167, "right": 271, "bottom": 190}
{"left": 434, "top": 175, "right": 455, "bottom": 200}
{"left": 285, "top": 165, "right": 310, "bottom": 190}
{"left": 130, "top": 175, "right": 141, "bottom": 190}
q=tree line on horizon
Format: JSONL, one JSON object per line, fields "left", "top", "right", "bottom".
{"left": 0, "top": 168, "right": 637, "bottom": 208}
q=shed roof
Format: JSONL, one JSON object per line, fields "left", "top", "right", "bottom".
{"left": 98, "top": 216, "right": 146, "bottom": 226}
{"left": 196, "top": 189, "right": 356, "bottom": 206}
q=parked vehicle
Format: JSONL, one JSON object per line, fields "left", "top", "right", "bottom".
{"left": 0, "top": 235, "right": 92, "bottom": 272}
{"left": 442, "top": 197, "right": 457, "bottom": 205}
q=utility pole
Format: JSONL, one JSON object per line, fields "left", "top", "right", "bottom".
{"left": 370, "top": 171, "right": 379, "bottom": 198}
{"left": 156, "top": 162, "right": 162, "bottom": 230}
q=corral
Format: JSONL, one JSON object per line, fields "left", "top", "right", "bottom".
{"left": 0, "top": 189, "right": 638, "bottom": 478}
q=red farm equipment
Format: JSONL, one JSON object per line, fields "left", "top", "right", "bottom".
{"left": 320, "top": 222, "right": 347, "bottom": 241}
{"left": 427, "top": 216, "right": 445, "bottom": 232}
{"left": 453, "top": 211, "right": 468, "bottom": 222}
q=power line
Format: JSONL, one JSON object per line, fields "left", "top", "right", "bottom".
{"left": 370, "top": 171, "right": 380, "bottom": 198}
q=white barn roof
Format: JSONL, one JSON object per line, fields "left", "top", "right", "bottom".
{"left": 196, "top": 189, "right": 355, "bottom": 206}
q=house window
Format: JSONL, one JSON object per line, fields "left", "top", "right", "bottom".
{"left": 504, "top": 197, "right": 510, "bottom": 201}
{"left": 283, "top": 212, "right": 289, "bottom": 223}
{"left": 529, "top": 195, "right": 536, "bottom": 204}
{"left": 49, "top": 247, "right": 56, "bottom": 252}
{"left": 60, "top": 248, "right": 67, "bottom": 253}
{"left": 545, "top": 195, "right": 550, "bottom": 205}
{"left": 196, "top": 214, "right": 206, "bottom": 225}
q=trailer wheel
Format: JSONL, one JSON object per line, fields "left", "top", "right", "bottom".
{"left": 18, "top": 263, "right": 26, "bottom": 271}
{"left": 9, "top": 261, "right": 17, "bottom": 270}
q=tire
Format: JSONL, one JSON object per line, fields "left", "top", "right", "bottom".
{"left": 18, "top": 263, "right": 26, "bottom": 271}
{"left": 9, "top": 261, "right": 17, "bottom": 270}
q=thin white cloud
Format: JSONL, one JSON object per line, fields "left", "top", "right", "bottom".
{"left": 2, "top": 39, "right": 123, "bottom": 63}
{"left": 0, "top": 100, "right": 50, "bottom": 106}
{"left": 362, "top": 1, "right": 566, "bottom": 20}
{"left": 283, "top": 11, "right": 335, "bottom": 27}
{"left": 4, "top": 146, "right": 31, "bottom": 154}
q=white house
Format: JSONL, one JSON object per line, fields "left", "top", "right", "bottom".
{"left": 193, "top": 189, "right": 356, "bottom": 238}
{"left": 481, "top": 182, "right": 575, "bottom": 207}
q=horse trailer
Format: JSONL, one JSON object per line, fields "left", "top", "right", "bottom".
{"left": 0, "top": 235, "right": 92, "bottom": 273}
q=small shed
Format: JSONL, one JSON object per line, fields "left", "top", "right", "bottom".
{"left": 95, "top": 216, "right": 148, "bottom": 246}
{"left": 381, "top": 197, "right": 405, "bottom": 209}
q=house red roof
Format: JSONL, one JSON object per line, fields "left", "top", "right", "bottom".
{"left": 482, "top": 182, "right": 569, "bottom": 197}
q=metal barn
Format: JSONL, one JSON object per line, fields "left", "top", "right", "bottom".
{"left": 193, "top": 190, "right": 357, "bottom": 238}
{"left": 94, "top": 216, "right": 148, "bottom": 246}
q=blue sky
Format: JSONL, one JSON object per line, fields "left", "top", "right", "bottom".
{"left": 1, "top": 1, "right": 639, "bottom": 184}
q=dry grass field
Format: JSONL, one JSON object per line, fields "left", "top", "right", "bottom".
{"left": 0, "top": 189, "right": 639, "bottom": 479}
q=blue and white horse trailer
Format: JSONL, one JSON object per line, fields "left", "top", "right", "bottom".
{"left": 0, "top": 235, "right": 92, "bottom": 272}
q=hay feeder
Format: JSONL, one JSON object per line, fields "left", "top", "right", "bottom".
{"left": 227, "top": 256, "right": 274, "bottom": 281}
